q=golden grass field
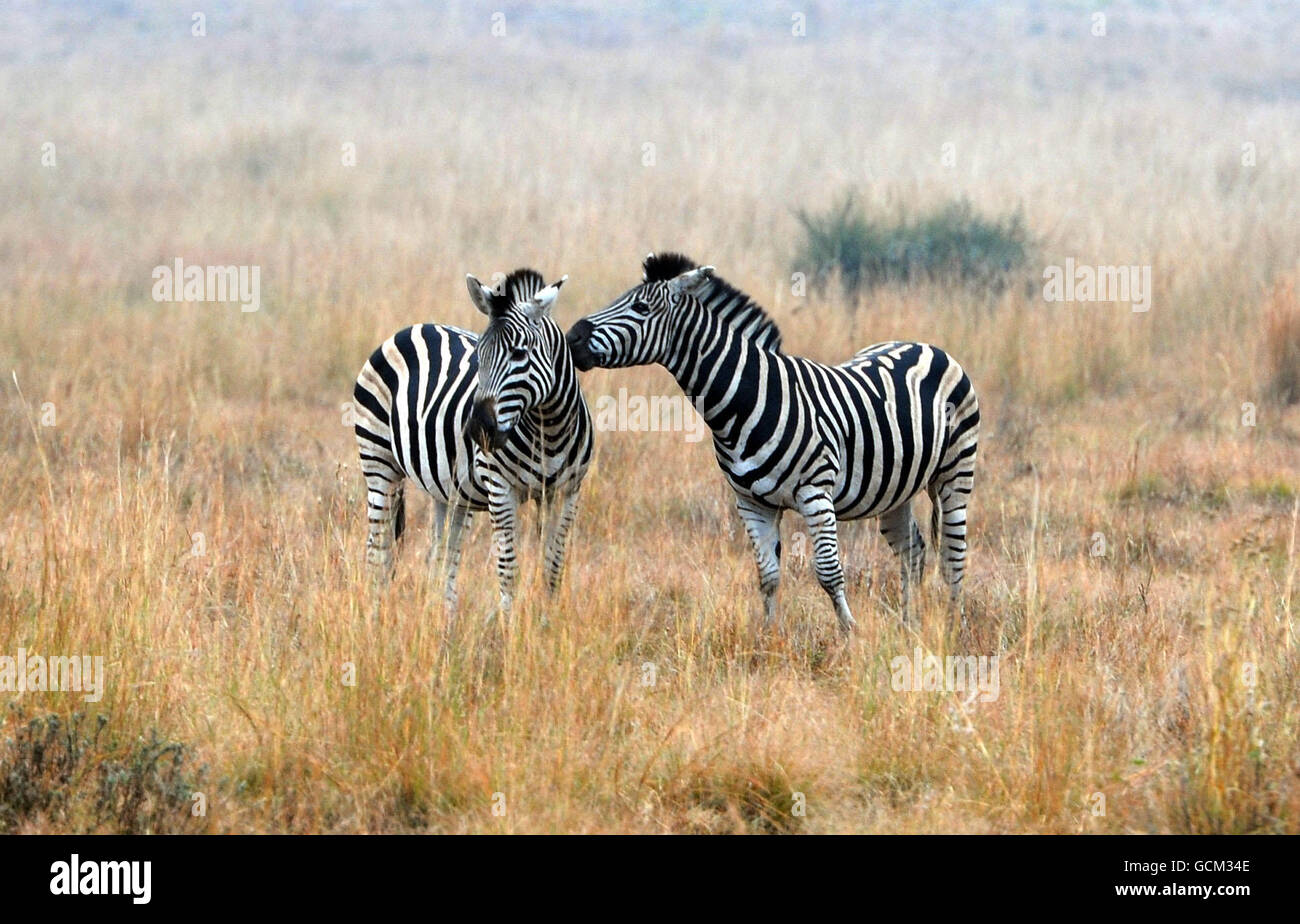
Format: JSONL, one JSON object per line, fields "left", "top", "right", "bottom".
{"left": 2, "top": 0, "right": 1299, "bottom": 833}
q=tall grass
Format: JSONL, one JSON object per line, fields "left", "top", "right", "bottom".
{"left": 0, "top": 0, "right": 1298, "bottom": 832}
{"left": 1263, "top": 274, "right": 1300, "bottom": 405}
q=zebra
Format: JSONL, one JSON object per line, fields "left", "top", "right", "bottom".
{"left": 566, "top": 253, "right": 979, "bottom": 632}
{"left": 352, "top": 268, "right": 593, "bottom": 614}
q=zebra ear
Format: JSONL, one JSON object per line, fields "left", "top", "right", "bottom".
{"left": 669, "top": 265, "right": 714, "bottom": 297}
{"left": 521, "top": 275, "right": 567, "bottom": 323}
{"left": 466, "top": 274, "right": 495, "bottom": 317}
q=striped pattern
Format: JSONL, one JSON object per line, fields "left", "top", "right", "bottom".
{"left": 567, "top": 253, "right": 979, "bottom": 631}
{"left": 353, "top": 269, "right": 592, "bottom": 612}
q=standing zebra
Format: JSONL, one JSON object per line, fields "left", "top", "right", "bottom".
{"left": 566, "top": 253, "right": 979, "bottom": 632}
{"left": 352, "top": 268, "right": 593, "bottom": 613}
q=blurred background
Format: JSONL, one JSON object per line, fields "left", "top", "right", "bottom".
{"left": 4, "top": 0, "right": 1298, "bottom": 395}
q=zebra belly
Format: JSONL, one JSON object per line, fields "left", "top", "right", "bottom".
{"left": 512, "top": 460, "right": 586, "bottom": 503}
{"left": 831, "top": 456, "right": 938, "bottom": 521}
{"left": 717, "top": 443, "right": 937, "bottom": 519}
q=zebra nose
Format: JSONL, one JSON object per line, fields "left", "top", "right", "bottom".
{"left": 566, "top": 320, "right": 596, "bottom": 371}
{"left": 467, "top": 398, "right": 503, "bottom": 452}
{"left": 566, "top": 320, "right": 592, "bottom": 348}
{"left": 473, "top": 398, "right": 499, "bottom": 429}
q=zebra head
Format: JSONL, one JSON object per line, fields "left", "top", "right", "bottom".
{"left": 566, "top": 252, "right": 714, "bottom": 371}
{"left": 464, "top": 268, "right": 567, "bottom": 453}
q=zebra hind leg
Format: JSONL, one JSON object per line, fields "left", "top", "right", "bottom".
{"left": 931, "top": 381, "right": 978, "bottom": 625}
{"left": 735, "top": 496, "right": 782, "bottom": 629}
{"left": 878, "top": 502, "right": 926, "bottom": 620}
{"left": 363, "top": 470, "right": 404, "bottom": 585}
{"left": 927, "top": 479, "right": 970, "bottom": 617}
{"left": 795, "top": 490, "right": 855, "bottom": 633}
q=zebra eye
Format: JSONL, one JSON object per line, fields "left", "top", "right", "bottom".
{"left": 630, "top": 300, "right": 652, "bottom": 316}
{"left": 510, "top": 346, "right": 528, "bottom": 362}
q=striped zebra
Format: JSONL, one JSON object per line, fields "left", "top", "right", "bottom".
{"left": 566, "top": 253, "right": 979, "bottom": 632}
{"left": 352, "top": 268, "right": 593, "bottom": 613}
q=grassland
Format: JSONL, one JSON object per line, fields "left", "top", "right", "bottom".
{"left": 1, "top": 0, "right": 1298, "bottom": 833}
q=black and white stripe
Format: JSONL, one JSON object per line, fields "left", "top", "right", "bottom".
{"left": 353, "top": 269, "right": 592, "bottom": 612}
{"left": 567, "top": 253, "right": 979, "bottom": 631}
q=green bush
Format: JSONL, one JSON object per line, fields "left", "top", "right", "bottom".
{"left": 0, "top": 707, "right": 205, "bottom": 833}
{"left": 795, "top": 195, "right": 1032, "bottom": 296}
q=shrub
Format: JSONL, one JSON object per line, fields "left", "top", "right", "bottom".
{"left": 794, "top": 194, "right": 1031, "bottom": 296}
{"left": 0, "top": 707, "right": 205, "bottom": 833}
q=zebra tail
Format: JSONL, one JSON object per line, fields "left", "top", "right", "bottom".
{"left": 929, "top": 486, "right": 942, "bottom": 554}
{"left": 393, "top": 485, "right": 406, "bottom": 543}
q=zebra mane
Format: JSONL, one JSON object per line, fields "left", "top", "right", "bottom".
{"left": 642, "top": 252, "right": 699, "bottom": 283}
{"left": 643, "top": 252, "right": 783, "bottom": 353}
{"left": 485, "top": 268, "right": 546, "bottom": 317}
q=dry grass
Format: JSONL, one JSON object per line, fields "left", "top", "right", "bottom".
{"left": 1263, "top": 274, "right": 1300, "bottom": 405}
{"left": 1, "top": 0, "right": 1298, "bottom": 833}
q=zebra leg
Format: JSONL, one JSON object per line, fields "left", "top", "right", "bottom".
{"left": 487, "top": 482, "right": 520, "bottom": 617}
{"left": 542, "top": 490, "right": 582, "bottom": 594}
{"left": 363, "top": 470, "right": 404, "bottom": 584}
{"left": 931, "top": 382, "right": 978, "bottom": 619}
{"left": 927, "top": 481, "right": 970, "bottom": 605}
{"left": 428, "top": 500, "right": 447, "bottom": 568}
{"left": 736, "top": 496, "right": 782, "bottom": 627}
{"left": 879, "top": 502, "right": 926, "bottom": 615}
{"left": 434, "top": 502, "right": 472, "bottom": 612}
{"left": 879, "top": 503, "right": 926, "bottom": 592}
{"left": 795, "top": 490, "right": 856, "bottom": 633}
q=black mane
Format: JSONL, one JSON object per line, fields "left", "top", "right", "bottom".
{"left": 641, "top": 252, "right": 783, "bottom": 353}
{"left": 486, "top": 268, "right": 545, "bottom": 316}
{"left": 642, "top": 252, "right": 698, "bottom": 283}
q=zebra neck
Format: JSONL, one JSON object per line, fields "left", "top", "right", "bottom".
{"left": 530, "top": 324, "right": 583, "bottom": 433}
{"left": 533, "top": 386, "right": 580, "bottom": 432}
{"left": 661, "top": 305, "right": 759, "bottom": 439}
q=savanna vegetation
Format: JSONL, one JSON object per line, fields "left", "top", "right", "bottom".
{"left": 1, "top": 0, "right": 1298, "bottom": 833}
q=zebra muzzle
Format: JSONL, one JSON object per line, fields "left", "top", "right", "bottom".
{"left": 467, "top": 398, "right": 508, "bottom": 453}
{"left": 566, "top": 320, "right": 598, "bottom": 371}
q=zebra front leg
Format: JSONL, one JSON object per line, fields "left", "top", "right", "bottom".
{"left": 542, "top": 490, "right": 582, "bottom": 594}
{"left": 879, "top": 502, "right": 926, "bottom": 619}
{"left": 487, "top": 482, "right": 520, "bottom": 618}
{"left": 795, "top": 490, "right": 855, "bottom": 633}
{"left": 736, "top": 496, "right": 782, "bottom": 628}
